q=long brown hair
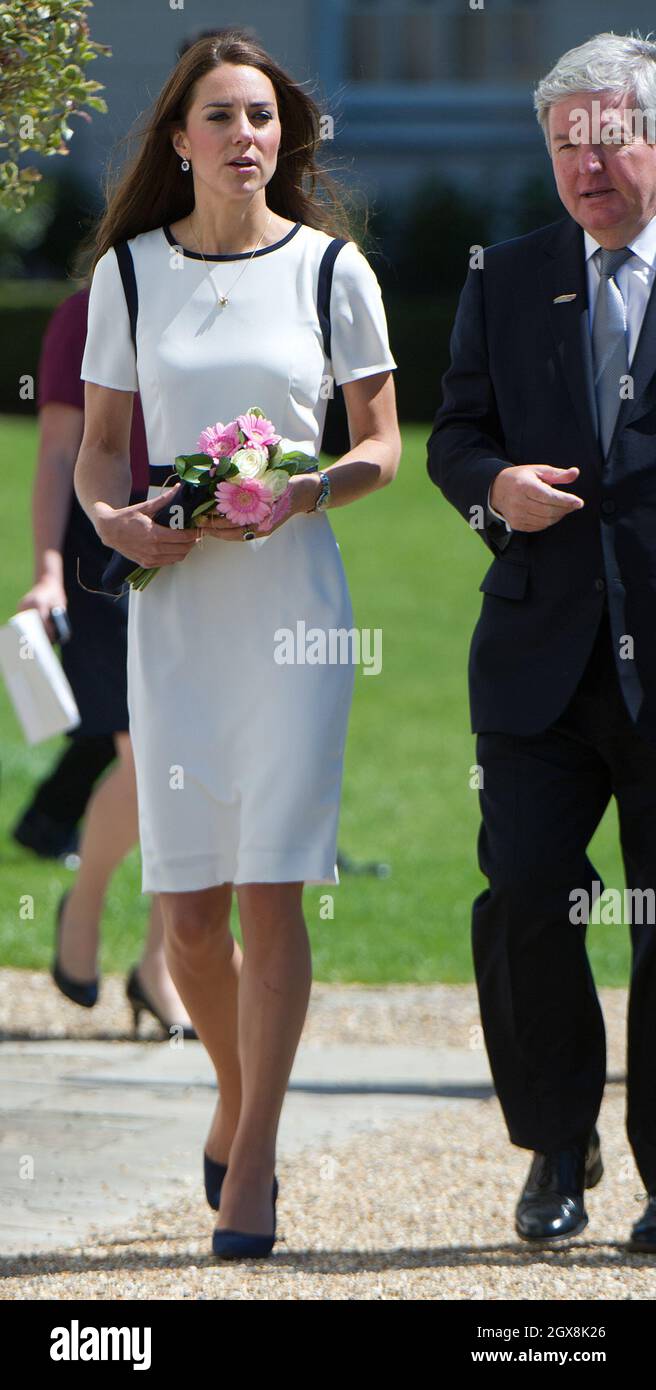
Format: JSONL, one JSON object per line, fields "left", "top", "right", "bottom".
{"left": 74, "top": 27, "right": 362, "bottom": 281}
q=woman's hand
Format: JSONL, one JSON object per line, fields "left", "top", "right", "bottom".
{"left": 17, "top": 576, "right": 67, "bottom": 643}
{"left": 196, "top": 474, "right": 320, "bottom": 542}
{"left": 95, "top": 489, "right": 203, "bottom": 567}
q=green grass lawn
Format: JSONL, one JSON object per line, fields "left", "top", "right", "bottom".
{"left": 0, "top": 416, "right": 630, "bottom": 983}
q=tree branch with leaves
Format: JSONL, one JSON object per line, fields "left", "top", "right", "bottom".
{"left": 0, "top": 0, "right": 110, "bottom": 212}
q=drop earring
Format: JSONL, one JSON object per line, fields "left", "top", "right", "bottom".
{"left": 180, "top": 157, "right": 190, "bottom": 172}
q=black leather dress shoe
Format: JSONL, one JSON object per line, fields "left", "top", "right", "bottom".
{"left": 515, "top": 1127, "right": 603, "bottom": 1242}
{"left": 628, "top": 1195, "right": 656, "bottom": 1253}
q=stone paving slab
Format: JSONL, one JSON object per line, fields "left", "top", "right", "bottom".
{"left": 0, "top": 1037, "right": 492, "bottom": 1255}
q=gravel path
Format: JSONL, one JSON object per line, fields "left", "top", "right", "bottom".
{"left": 1, "top": 974, "right": 653, "bottom": 1299}
{"left": 0, "top": 969, "right": 630, "bottom": 1064}
{"left": 1, "top": 1092, "right": 654, "bottom": 1300}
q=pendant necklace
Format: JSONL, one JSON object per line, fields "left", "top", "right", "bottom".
{"left": 190, "top": 209, "right": 273, "bottom": 307}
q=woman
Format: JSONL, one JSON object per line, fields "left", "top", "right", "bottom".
{"left": 17, "top": 286, "right": 195, "bottom": 1038}
{"left": 74, "top": 27, "right": 400, "bottom": 1260}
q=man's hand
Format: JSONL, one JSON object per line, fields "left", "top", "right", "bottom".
{"left": 489, "top": 465, "right": 584, "bottom": 532}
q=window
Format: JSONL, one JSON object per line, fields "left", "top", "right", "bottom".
{"left": 344, "top": 0, "right": 542, "bottom": 82}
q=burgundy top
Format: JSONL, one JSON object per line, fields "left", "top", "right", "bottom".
{"left": 37, "top": 287, "right": 149, "bottom": 489}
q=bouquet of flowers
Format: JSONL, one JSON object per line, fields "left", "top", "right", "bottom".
{"left": 101, "top": 408, "right": 318, "bottom": 594}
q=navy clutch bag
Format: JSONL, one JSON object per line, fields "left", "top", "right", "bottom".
{"left": 100, "top": 480, "right": 212, "bottom": 596}
{"left": 100, "top": 462, "right": 320, "bottom": 597}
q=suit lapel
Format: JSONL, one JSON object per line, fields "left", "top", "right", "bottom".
{"left": 540, "top": 216, "right": 603, "bottom": 472}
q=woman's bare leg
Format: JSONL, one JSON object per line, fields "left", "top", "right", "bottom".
{"left": 56, "top": 732, "right": 138, "bottom": 979}
{"left": 158, "top": 886, "right": 242, "bottom": 1164}
{"left": 136, "top": 894, "right": 195, "bottom": 1028}
{"left": 215, "top": 881, "right": 311, "bottom": 1235}
{"left": 56, "top": 734, "right": 191, "bottom": 1031}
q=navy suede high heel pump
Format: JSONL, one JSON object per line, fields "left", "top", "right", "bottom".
{"left": 204, "top": 1152, "right": 278, "bottom": 1212}
{"left": 51, "top": 889, "right": 99, "bottom": 1009}
{"left": 203, "top": 1153, "right": 228, "bottom": 1210}
{"left": 211, "top": 1178, "right": 279, "bottom": 1259}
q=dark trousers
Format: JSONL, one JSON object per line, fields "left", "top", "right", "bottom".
{"left": 473, "top": 608, "right": 656, "bottom": 1191}
{"left": 28, "top": 735, "right": 117, "bottom": 824}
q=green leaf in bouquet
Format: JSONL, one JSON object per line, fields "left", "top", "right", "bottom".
{"left": 245, "top": 406, "right": 266, "bottom": 418}
{"left": 174, "top": 452, "right": 213, "bottom": 481}
{"left": 279, "top": 451, "right": 318, "bottom": 463}
{"left": 188, "top": 453, "right": 214, "bottom": 467}
{"left": 190, "top": 499, "right": 218, "bottom": 519}
{"left": 276, "top": 451, "right": 320, "bottom": 474}
{"left": 210, "top": 457, "right": 234, "bottom": 480}
{"left": 176, "top": 458, "right": 209, "bottom": 475}
{"left": 182, "top": 463, "right": 215, "bottom": 483}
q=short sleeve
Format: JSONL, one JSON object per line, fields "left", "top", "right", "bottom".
{"left": 80, "top": 246, "right": 138, "bottom": 392}
{"left": 329, "top": 241, "right": 397, "bottom": 388}
{"left": 37, "top": 290, "right": 88, "bottom": 411}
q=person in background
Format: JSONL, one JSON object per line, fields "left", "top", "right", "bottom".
{"left": 16, "top": 284, "right": 195, "bottom": 1039}
{"left": 12, "top": 732, "right": 116, "bottom": 866}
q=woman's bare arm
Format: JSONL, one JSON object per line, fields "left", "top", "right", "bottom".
{"left": 322, "top": 370, "right": 402, "bottom": 506}
{"left": 17, "top": 402, "right": 84, "bottom": 638}
{"left": 74, "top": 382, "right": 200, "bottom": 568}
{"left": 73, "top": 382, "right": 135, "bottom": 528}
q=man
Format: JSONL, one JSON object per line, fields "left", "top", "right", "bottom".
{"left": 427, "top": 31, "right": 656, "bottom": 1250}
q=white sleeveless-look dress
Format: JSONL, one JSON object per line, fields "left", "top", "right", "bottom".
{"left": 80, "top": 220, "right": 397, "bottom": 892}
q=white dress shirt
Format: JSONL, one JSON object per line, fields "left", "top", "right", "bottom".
{"left": 584, "top": 212, "right": 656, "bottom": 363}
{"left": 488, "top": 213, "right": 656, "bottom": 534}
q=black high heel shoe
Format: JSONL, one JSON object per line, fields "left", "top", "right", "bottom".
{"left": 125, "top": 965, "right": 198, "bottom": 1040}
{"left": 212, "top": 1177, "right": 279, "bottom": 1260}
{"left": 51, "top": 889, "right": 99, "bottom": 1008}
{"left": 204, "top": 1152, "right": 278, "bottom": 1213}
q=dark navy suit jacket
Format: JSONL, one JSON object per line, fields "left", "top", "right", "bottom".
{"left": 427, "top": 213, "right": 656, "bottom": 740}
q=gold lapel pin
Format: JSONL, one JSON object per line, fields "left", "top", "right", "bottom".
{"left": 553, "top": 293, "right": 578, "bottom": 303}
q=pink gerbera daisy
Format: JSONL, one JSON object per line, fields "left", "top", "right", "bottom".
{"left": 237, "top": 413, "right": 281, "bottom": 450}
{"left": 216, "top": 478, "right": 274, "bottom": 526}
{"left": 197, "top": 421, "right": 242, "bottom": 458}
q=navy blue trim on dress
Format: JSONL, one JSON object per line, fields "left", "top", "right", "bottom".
{"left": 112, "top": 230, "right": 322, "bottom": 491}
{"left": 111, "top": 240, "right": 149, "bottom": 508}
{"left": 162, "top": 220, "right": 303, "bottom": 260}
{"left": 317, "top": 238, "right": 348, "bottom": 360}
{"left": 149, "top": 463, "right": 180, "bottom": 487}
{"left": 114, "top": 241, "right": 138, "bottom": 350}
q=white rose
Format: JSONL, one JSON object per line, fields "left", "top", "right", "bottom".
{"left": 232, "top": 446, "right": 269, "bottom": 479}
{"left": 276, "top": 437, "right": 296, "bottom": 457}
{"left": 260, "top": 468, "right": 291, "bottom": 499}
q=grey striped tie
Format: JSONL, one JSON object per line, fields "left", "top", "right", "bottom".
{"left": 592, "top": 246, "right": 632, "bottom": 456}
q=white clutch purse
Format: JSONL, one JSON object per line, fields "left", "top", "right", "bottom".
{"left": 0, "top": 608, "right": 80, "bottom": 744}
